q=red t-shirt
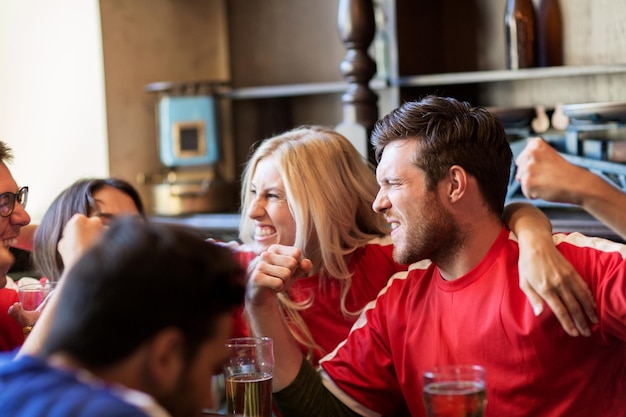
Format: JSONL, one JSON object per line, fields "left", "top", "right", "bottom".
{"left": 320, "top": 227, "right": 626, "bottom": 417}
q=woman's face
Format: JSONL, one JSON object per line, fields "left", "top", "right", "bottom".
{"left": 89, "top": 185, "right": 141, "bottom": 224}
{"left": 246, "top": 157, "right": 296, "bottom": 254}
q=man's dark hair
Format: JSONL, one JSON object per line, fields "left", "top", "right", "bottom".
{"left": 41, "top": 218, "right": 245, "bottom": 368}
{"left": 371, "top": 95, "right": 512, "bottom": 215}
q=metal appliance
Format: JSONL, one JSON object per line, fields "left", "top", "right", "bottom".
{"left": 157, "top": 95, "right": 220, "bottom": 167}
{"left": 561, "top": 101, "right": 626, "bottom": 162}
{"left": 143, "top": 80, "right": 236, "bottom": 216}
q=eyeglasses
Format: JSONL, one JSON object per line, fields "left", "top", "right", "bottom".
{"left": 0, "top": 186, "right": 28, "bottom": 217}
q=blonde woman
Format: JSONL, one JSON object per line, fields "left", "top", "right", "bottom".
{"left": 238, "top": 126, "right": 403, "bottom": 363}
{"left": 237, "top": 126, "right": 596, "bottom": 365}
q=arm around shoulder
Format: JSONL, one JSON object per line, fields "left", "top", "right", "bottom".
{"left": 503, "top": 201, "right": 597, "bottom": 337}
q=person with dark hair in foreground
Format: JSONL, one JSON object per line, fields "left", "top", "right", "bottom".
{"left": 0, "top": 215, "right": 245, "bottom": 417}
{"left": 245, "top": 96, "right": 626, "bottom": 417}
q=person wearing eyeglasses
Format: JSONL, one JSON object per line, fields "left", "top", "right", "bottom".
{"left": 0, "top": 142, "right": 31, "bottom": 352}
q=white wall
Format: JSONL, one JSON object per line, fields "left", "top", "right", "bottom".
{"left": 0, "top": 0, "right": 109, "bottom": 223}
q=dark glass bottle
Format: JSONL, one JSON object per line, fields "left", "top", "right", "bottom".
{"left": 537, "top": 0, "right": 564, "bottom": 67}
{"left": 505, "top": 0, "right": 537, "bottom": 69}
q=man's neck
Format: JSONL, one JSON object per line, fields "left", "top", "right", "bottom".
{"left": 437, "top": 219, "right": 504, "bottom": 281}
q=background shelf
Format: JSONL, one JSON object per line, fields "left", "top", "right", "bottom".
{"left": 392, "top": 64, "right": 626, "bottom": 87}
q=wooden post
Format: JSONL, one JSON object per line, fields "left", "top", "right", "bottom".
{"left": 336, "top": 0, "right": 378, "bottom": 161}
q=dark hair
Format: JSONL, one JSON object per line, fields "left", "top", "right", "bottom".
{"left": 33, "top": 178, "right": 146, "bottom": 282}
{"left": 0, "top": 141, "right": 13, "bottom": 163}
{"left": 371, "top": 95, "right": 512, "bottom": 215}
{"left": 41, "top": 218, "right": 245, "bottom": 368}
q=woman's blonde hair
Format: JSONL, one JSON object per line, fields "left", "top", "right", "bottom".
{"left": 239, "top": 126, "right": 389, "bottom": 359}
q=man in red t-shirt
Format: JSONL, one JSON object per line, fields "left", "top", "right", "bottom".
{"left": 244, "top": 96, "right": 626, "bottom": 417}
{"left": 0, "top": 142, "right": 31, "bottom": 351}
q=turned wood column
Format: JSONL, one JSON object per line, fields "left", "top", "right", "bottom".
{"left": 336, "top": 0, "right": 378, "bottom": 160}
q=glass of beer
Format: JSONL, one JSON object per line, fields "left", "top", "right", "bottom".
{"left": 224, "top": 337, "right": 274, "bottom": 417}
{"left": 423, "top": 364, "right": 486, "bottom": 417}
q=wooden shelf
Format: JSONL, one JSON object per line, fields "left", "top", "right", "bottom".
{"left": 392, "top": 64, "right": 626, "bottom": 88}
{"left": 223, "top": 79, "right": 388, "bottom": 100}
{"left": 216, "top": 65, "right": 626, "bottom": 101}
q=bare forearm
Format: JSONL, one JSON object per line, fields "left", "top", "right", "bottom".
{"left": 245, "top": 297, "right": 306, "bottom": 391}
{"left": 503, "top": 202, "right": 552, "bottom": 240}
{"left": 17, "top": 215, "right": 105, "bottom": 357}
{"left": 576, "top": 173, "right": 626, "bottom": 240}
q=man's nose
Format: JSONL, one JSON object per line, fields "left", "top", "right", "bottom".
{"left": 372, "top": 191, "right": 388, "bottom": 213}
{"left": 11, "top": 202, "right": 30, "bottom": 226}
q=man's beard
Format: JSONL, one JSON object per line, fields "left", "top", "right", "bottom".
{"left": 393, "top": 197, "right": 458, "bottom": 266}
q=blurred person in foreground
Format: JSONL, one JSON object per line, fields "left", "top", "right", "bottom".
{"left": 0, "top": 142, "right": 31, "bottom": 351}
{"left": 516, "top": 136, "right": 626, "bottom": 240}
{"left": 0, "top": 215, "right": 245, "bottom": 416}
{"left": 245, "top": 96, "right": 626, "bottom": 417}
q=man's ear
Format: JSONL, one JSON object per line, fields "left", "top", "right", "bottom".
{"left": 145, "top": 327, "right": 185, "bottom": 393}
{"left": 447, "top": 165, "right": 468, "bottom": 203}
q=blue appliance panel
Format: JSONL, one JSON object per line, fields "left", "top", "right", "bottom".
{"left": 158, "top": 96, "right": 219, "bottom": 167}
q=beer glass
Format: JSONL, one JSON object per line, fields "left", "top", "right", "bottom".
{"left": 224, "top": 337, "right": 274, "bottom": 417}
{"left": 423, "top": 364, "right": 486, "bottom": 417}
